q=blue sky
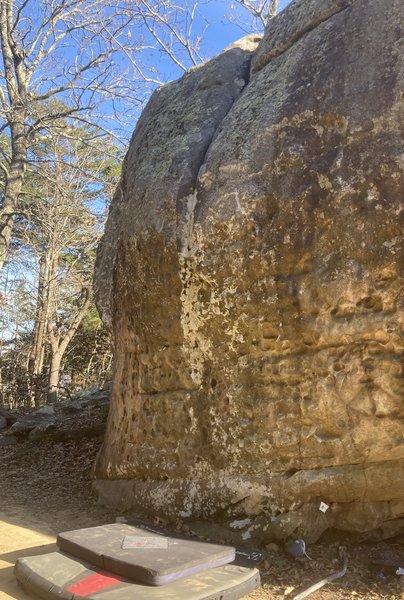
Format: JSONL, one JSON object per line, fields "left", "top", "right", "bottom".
{"left": 131, "top": 0, "right": 293, "bottom": 116}
{"left": 202, "top": 0, "right": 292, "bottom": 55}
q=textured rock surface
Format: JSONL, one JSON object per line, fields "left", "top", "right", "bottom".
{"left": 95, "top": 35, "right": 261, "bottom": 329}
{"left": 94, "top": 0, "right": 404, "bottom": 543}
{"left": 7, "top": 406, "right": 56, "bottom": 437}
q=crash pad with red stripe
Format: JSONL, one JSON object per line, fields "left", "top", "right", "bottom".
{"left": 57, "top": 523, "right": 236, "bottom": 586}
{"left": 15, "top": 551, "right": 261, "bottom": 600}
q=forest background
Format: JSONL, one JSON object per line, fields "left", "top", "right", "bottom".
{"left": 0, "top": 0, "right": 289, "bottom": 409}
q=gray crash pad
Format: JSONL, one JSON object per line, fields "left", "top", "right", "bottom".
{"left": 15, "top": 551, "right": 260, "bottom": 600}
{"left": 57, "top": 523, "right": 236, "bottom": 586}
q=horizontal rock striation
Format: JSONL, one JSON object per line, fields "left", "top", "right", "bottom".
{"left": 94, "top": 0, "right": 404, "bottom": 542}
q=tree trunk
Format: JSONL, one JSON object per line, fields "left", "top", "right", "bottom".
{"left": 0, "top": 153, "right": 26, "bottom": 270}
{"left": 47, "top": 288, "right": 92, "bottom": 404}
{"left": 28, "top": 257, "right": 46, "bottom": 405}
{"left": 28, "top": 249, "right": 58, "bottom": 405}
{"left": 0, "top": 0, "right": 28, "bottom": 271}
{"left": 0, "top": 108, "right": 28, "bottom": 270}
{"left": 47, "top": 350, "right": 62, "bottom": 404}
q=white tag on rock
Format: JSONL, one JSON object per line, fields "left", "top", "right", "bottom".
{"left": 319, "top": 502, "right": 329, "bottom": 513}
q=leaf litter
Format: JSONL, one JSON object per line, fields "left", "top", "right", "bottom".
{"left": 1, "top": 435, "right": 404, "bottom": 599}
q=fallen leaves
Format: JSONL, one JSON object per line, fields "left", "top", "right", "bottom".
{"left": 1, "top": 432, "right": 404, "bottom": 600}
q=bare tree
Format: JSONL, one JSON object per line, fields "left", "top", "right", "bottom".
{"left": 228, "top": 0, "right": 280, "bottom": 31}
{"left": 62, "top": 310, "right": 112, "bottom": 391}
{"left": 47, "top": 286, "right": 92, "bottom": 403}
{"left": 0, "top": 131, "right": 115, "bottom": 407}
{"left": 0, "top": 0, "right": 138, "bottom": 272}
{"left": 118, "top": 0, "right": 206, "bottom": 75}
{"left": 13, "top": 122, "right": 118, "bottom": 404}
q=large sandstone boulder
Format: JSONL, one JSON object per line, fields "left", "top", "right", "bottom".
{"left": 94, "top": 0, "right": 404, "bottom": 543}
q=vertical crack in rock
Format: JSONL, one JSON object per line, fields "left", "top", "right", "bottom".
{"left": 177, "top": 42, "right": 262, "bottom": 387}
{"left": 95, "top": 35, "right": 261, "bottom": 329}
{"left": 178, "top": 190, "right": 208, "bottom": 388}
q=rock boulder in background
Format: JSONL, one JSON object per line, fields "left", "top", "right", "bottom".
{"left": 2, "top": 384, "right": 111, "bottom": 442}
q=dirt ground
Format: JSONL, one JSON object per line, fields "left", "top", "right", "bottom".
{"left": 1, "top": 436, "right": 404, "bottom": 600}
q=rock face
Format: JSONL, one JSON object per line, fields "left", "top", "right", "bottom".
{"left": 94, "top": 0, "right": 404, "bottom": 543}
{"left": 8, "top": 406, "right": 56, "bottom": 437}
